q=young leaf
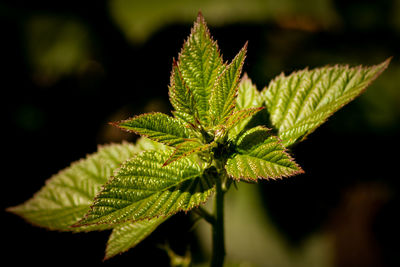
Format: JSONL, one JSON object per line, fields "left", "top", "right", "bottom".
{"left": 105, "top": 138, "right": 172, "bottom": 259}
{"left": 262, "top": 59, "right": 390, "bottom": 146}
{"left": 226, "top": 107, "right": 264, "bottom": 135}
{"left": 163, "top": 140, "right": 214, "bottom": 166}
{"left": 75, "top": 150, "right": 215, "bottom": 227}
{"left": 113, "top": 112, "right": 195, "bottom": 147}
{"left": 236, "top": 73, "right": 262, "bottom": 110}
{"left": 136, "top": 136, "right": 169, "bottom": 151}
{"left": 235, "top": 126, "right": 271, "bottom": 150}
{"left": 105, "top": 216, "right": 169, "bottom": 260}
{"left": 227, "top": 76, "right": 263, "bottom": 139}
{"left": 210, "top": 43, "right": 247, "bottom": 125}
{"left": 7, "top": 142, "right": 138, "bottom": 232}
{"left": 177, "top": 12, "right": 225, "bottom": 125}
{"left": 226, "top": 126, "right": 303, "bottom": 181}
{"left": 169, "top": 59, "right": 199, "bottom": 125}
{"left": 103, "top": 139, "right": 197, "bottom": 260}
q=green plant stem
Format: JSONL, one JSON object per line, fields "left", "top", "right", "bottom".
{"left": 211, "top": 173, "right": 225, "bottom": 267}
{"left": 194, "top": 207, "right": 215, "bottom": 225}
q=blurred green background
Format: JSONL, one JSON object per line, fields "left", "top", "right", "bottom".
{"left": 2, "top": 0, "right": 399, "bottom": 266}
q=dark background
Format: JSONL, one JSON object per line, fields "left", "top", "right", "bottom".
{"left": 2, "top": 0, "right": 400, "bottom": 266}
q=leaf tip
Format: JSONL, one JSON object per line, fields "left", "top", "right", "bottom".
{"left": 197, "top": 10, "right": 204, "bottom": 21}
{"left": 195, "top": 10, "right": 208, "bottom": 29}
{"left": 103, "top": 252, "right": 112, "bottom": 262}
{"left": 243, "top": 40, "right": 249, "bottom": 50}
{"left": 108, "top": 121, "right": 120, "bottom": 128}
{"left": 379, "top": 56, "right": 392, "bottom": 71}
{"left": 5, "top": 205, "right": 18, "bottom": 214}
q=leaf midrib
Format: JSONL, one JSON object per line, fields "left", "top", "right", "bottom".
{"left": 279, "top": 88, "right": 363, "bottom": 133}
{"left": 89, "top": 172, "right": 203, "bottom": 224}
{"left": 233, "top": 153, "right": 295, "bottom": 170}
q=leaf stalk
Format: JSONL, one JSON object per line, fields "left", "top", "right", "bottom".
{"left": 194, "top": 207, "right": 215, "bottom": 225}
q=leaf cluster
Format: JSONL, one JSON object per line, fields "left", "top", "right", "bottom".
{"left": 7, "top": 12, "right": 389, "bottom": 261}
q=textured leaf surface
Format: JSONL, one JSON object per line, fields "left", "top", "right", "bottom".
{"left": 236, "top": 74, "right": 262, "bottom": 110}
{"left": 7, "top": 143, "right": 138, "bottom": 232}
{"left": 228, "top": 76, "right": 263, "bottom": 139}
{"left": 115, "top": 112, "right": 194, "bottom": 147}
{"left": 169, "top": 59, "right": 199, "bottom": 125}
{"left": 163, "top": 140, "right": 213, "bottom": 166}
{"left": 177, "top": 13, "right": 225, "bottom": 125}
{"left": 226, "top": 107, "right": 264, "bottom": 138}
{"left": 210, "top": 43, "right": 247, "bottom": 125}
{"left": 76, "top": 150, "right": 214, "bottom": 226}
{"left": 226, "top": 127, "right": 303, "bottom": 180}
{"left": 262, "top": 59, "right": 390, "bottom": 146}
{"left": 105, "top": 216, "right": 168, "bottom": 260}
{"left": 135, "top": 136, "right": 169, "bottom": 152}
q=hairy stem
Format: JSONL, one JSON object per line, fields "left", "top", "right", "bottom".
{"left": 211, "top": 169, "right": 226, "bottom": 267}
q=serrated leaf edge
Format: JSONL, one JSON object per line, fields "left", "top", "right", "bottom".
{"left": 210, "top": 42, "right": 248, "bottom": 125}
{"left": 6, "top": 141, "right": 135, "bottom": 232}
{"left": 261, "top": 58, "right": 391, "bottom": 146}
{"left": 168, "top": 58, "right": 200, "bottom": 126}
{"left": 227, "top": 135, "right": 304, "bottom": 181}
{"left": 226, "top": 106, "right": 265, "bottom": 130}
{"left": 163, "top": 141, "right": 213, "bottom": 167}
{"left": 72, "top": 150, "right": 215, "bottom": 228}
{"left": 103, "top": 216, "right": 169, "bottom": 261}
{"left": 110, "top": 112, "right": 197, "bottom": 144}
{"left": 176, "top": 12, "right": 224, "bottom": 126}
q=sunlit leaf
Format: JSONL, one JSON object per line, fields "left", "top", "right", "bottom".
{"left": 136, "top": 136, "right": 170, "bottom": 151}
{"left": 163, "top": 140, "right": 214, "bottom": 166}
{"left": 177, "top": 12, "right": 225, "bottom": 125}
{"left": 210, "top": 43, "right": 247, "bottom": 125}
{"left": 226, "top": 107, "right": 264, "bottom": 139}
{"left": 262, "top": 59, "right": 390, "bottom": 146}
{"left": 236, "top": 74, "right": 262, "bottom": 110}
{"left": 226, "top": 126, "right": 303, "bottom": 180}
{"left": 228, "top": 76, "right": 263, "bottom": 139}
{"left": 114, "top": 112, "right": 195, "bottom": 147}
{"left": 105, "top": 216, "right": 169, "bottom": 260}
{"left": 169, "top": 59, "right": 199, "bottom": 126}
{"left": 7, "top": 142, "right": 138, "bottom": 232}
{"left": 75, "top": 150, "right": 214, "bottom": 227}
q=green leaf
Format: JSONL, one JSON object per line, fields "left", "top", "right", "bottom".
{"left": 163, "top": 140, "right": 214, "bottom": 166}
{"left": 235, "top": 126, "right": 271, "bottom": 150}
{"left": 103, "top": 137, "right": 190, "bottom": 260}
{"left": 114, "top": 112, "right": 195, "bottom": 147}
{"left": 136, "top": 136, "right": 170, "bottom": 152}
{"left": 105, "top": 216, "right": 169, "bottom": 260}
{"left": 227, "top": 75, "right": 263, "bottom": 139}
{"left": 169, "top": 59, "right": 199, "bottom": 126}
{"left": 210, "top": 43, "right": 247, "bottom": 125}
{"left": 75, "top": 150, "right": 214, "bottom": 227}
{"left": 236, "top": 73, "right": 262, "bottom": 110}
{"left": 226, "top": 127, "right": 303, "bottom": 181}
{"left": 226, "top": 107, "right": 264, "bottom": 139}
{"left": 262, "top": 59, "right": 391, "bottom": 146}
{"left": 7, "top": 142, "right": 138, "bottom": 232}
{"left": 177, "top": 12, "right": 225, "bottom": 125}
